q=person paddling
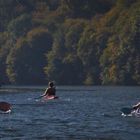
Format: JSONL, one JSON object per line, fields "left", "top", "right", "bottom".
{"left": 132, "top": 102, "right": 140, "bottom": 110}
{"left": 42, "top": 81, "right": 56, "bottom": 98}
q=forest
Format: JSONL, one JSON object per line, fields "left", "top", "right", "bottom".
{"left": 0, "top": 0, "right": 140, "bottom": 85}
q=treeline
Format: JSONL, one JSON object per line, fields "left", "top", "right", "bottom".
{"left": 0, "top": 0, "right": 139, "bottom": 85}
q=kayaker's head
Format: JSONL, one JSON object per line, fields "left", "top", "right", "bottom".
{"left": 49, "top": 81, "right": 54, "bottom": 87}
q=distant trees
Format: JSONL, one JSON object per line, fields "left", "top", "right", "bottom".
{"left": 0, "top": 32, "right": 10, "bottom": 83}
{"left": 117, "top": 0, "right": 138, "bottom": 7}
{"left": 6, "top": 28, "right": 53, "bottom": 84}
{"left": 62, "top": 0, "right": 113, "bottom": 18}
{"left": 44, "top": 20, "right": 85, "bottom": 85}
{"left": 0, "top": 0, "right": 139, "bottom": 85}
{"left": 7, "top": 14, "right": 32, "bottom": 40}
{"left": 0, "top": 0, "right": 16, "bottom": 31}
{"left": 99, "top": 1, "right": 140, "bottom": 85}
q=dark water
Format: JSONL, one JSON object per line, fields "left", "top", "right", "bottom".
{"left": 0, "top": 86, "right": 140, "bottom": 140}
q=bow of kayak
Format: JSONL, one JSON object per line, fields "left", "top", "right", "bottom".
{"left": 43, "top": 95, "right": 59, "bottom": 100}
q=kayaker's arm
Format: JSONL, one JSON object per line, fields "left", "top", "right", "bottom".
{"left": 41, "top": 88, "right": 49, "bottom": 97}
{"left": 132, "top": 102, "right": 140, "bottom": 110}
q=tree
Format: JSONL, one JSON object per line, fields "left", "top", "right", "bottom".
{"left": 0, "top": 32, "right": 10, "bottom": 84}
{"left": 7, "top": 14, "right": 32, "bottom": 40}
{"left": 62, "top": 0, "right": 113, "bottom": 18}
{"left": 6, "top": 28, "right": 53, "bottom": 84}
{"left": 45, "top": 28, "right": 84, "bottom": 85}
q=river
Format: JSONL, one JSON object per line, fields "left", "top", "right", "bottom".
{"left": 0, "top": 86, "right": 140, "bottom": 140}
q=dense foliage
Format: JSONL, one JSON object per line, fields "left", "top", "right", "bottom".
{"left": 0, "top": 0, "right": 139, "bottom": 85}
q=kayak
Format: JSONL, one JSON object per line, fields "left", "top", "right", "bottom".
{"left": 0, "top": 102, "right": 11, "bottom": 112}
{"left": 131, "top": 108, "right": 140, "bottom": 117}
{"left": 121, "top": 107, "right": 132, "bottom": 115}
{"left": 43, "top": 95, "right": 58, "bottom": 100}
{"left": 0, "top": 109, "right": 11, "bottom": 114}
{"left": 121, "top": 107, "right": 140, "bottom": 117}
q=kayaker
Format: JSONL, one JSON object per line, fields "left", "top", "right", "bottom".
{"left": 121, "top": 102, "right": 140, "bottom": 116}
{"left": 42, "top": 81, "right": 56, "bottom": 97}
{"left": 132, "top": 102, "right": 140, "bottom": 110}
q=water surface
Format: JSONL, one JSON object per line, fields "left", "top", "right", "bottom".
{"left": 0, "top": 86, "right": 140, "bottom": 140}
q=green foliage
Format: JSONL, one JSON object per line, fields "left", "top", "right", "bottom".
{"left": 0, "top": 32, "right": 10, "bottom": 83}
{"left": 100, "top": 1, "right": 140, "bottom": 85}
{"left": 44, "top": 29, "right": 84, "bottom": 85}
{"left": 0, "top": 0, "right": 139, "bottom": 85}
{"left": 116, "top": 0, "right": 138, "bottom": 8}
{"left": 6, "top": 28, "right": 53, "bottom": 84}
{"left": 62, "top": 0, "right": 113, "bottom": 18}
{"left": 7, "top": 14, "right": 32, "bottom": 40}
{"left": 0, "top": 0, "right": 16, "bottom": 31}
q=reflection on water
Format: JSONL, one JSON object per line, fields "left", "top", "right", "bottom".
{"left": 0, "top": 86, "right": 140, "bottom": 140}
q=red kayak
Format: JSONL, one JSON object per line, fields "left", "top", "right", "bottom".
{"left": 43, "top": 95, "right": 58, "bottom": 100}
{"left": 0, "top": 102, "right": 11, "bottom": 112}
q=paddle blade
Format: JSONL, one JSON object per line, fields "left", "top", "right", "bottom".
{"left": 121, "top": 107, "right": 132, "bottom": 115}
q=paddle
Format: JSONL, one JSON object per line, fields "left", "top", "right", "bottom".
{"left": 120, "top": 107, "right": 133, "bottom": 115}
{"left": 34, "top": 95, "right": 44, "bottom": 100}
{"left": 0, "top": 102, "right": 11, "bottom": 112}
{"left": 27, "top": 95, "right": 43, "bottom": 101}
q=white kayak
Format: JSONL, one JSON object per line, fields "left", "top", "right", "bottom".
{"left": 0, "top": 109, "right": 11, "bottom": 114}
{"left": 131, "top": 108, "right": 140, "bottom": 117}
{"left": 121, "top": 107, "right": 140, "bottom": 117}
